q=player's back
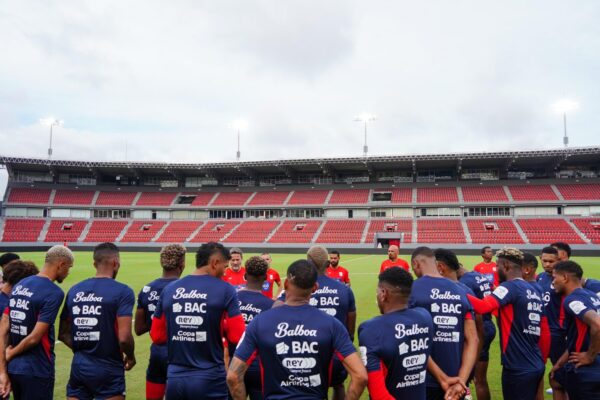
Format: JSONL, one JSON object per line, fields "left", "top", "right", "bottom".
{"left": 473, "top": 261, "right": 498, "bottom": 286}
{"left": 8, "top": 275, "right": 64, "bottom": 377}
{"left": 584, "top": 278, "right": 600, "bottom": 296}
{"left": 359, "top": 307, "right": 433, "bottom": 399}
{"left": 64, "top": 277, "right": 135, "bottom": 366}
{"left": 537, "top": 271, "right": 564, "bottom": 333}
{"left": 311, "top": 275, "right": 355, "bottom": 325}
{"left": 238, "top": 304, "right": 355, "bottom": 399}
{"left": 492, "top": 279, "right": 545, "bottom": 371}
{"left": 460, "top": 271, "right": 493, "bottom": 321}
{"left": 237, "top": 289, "right": 274, "bottom": 324}
{"left": 157, "top": 274, "right": 239, "bottom": 373}
{"left": 408, "top": 275, "right": 472, "bottom": 387}
{"left": 139, "top": 277, "right": 177, "bottom": 330}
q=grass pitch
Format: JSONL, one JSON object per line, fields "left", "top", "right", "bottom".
{"left": 10, "top": 251, "right": 600, "bottom": 399}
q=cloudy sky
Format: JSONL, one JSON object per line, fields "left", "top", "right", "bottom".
{"left": 1, "top": 1, "right": 599, "bottom": 194}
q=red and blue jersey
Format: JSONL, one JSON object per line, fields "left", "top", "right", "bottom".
{"left": 562, "top": 288, "right": 600, "bottom": 377}
{"left": 237, "top": 289, "right": 274, "bottom": 375}
{"left": 234, "top": 304, "right": 356, "bottom": 399}
{"left": 7, "top": 275, "right": 64, "bottom": 378}
{"left": 138, "top": 278, "right": 178, "bottom": 330}
{"left": 359, "top": 307, "right": 433, "bottom": 399}
{"left": 408, "top": 275, "right": 473, "bottom": 388}
{"left": 152, "top": 275, "right": 242, "bottom": 376}
{"left": 537, "top": 271, "right": 565, "bottom": 334}
{"left": 491, "top": 280, "right": 545, "bottom": 371}
{"left": 279, "top": 275, "right": 356, "bottom": 326}
{"left": 460, "top": 271, "right": 494, "bottom": 322}
{"left": 583, "top": 278, "right": 600, "bottom": 297}
{"left": 60, "top": 277, "right": 135, "bottom": 367}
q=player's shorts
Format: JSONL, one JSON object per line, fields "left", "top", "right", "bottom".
{"left": 479, "top": 320, "right": 497, "bottom": 362}
{"left": 166, "top": 371, "right": 228, "bottom": 400}
{"left": 549, "top": 334, "right": 567, "bottom": 364}
{"left": 147, "top": 344, "right": 168, "bottom": 384}
{"left": 426, "top": 385, "right": 465, "bottom": 400}
{"left": 561, "top": 363, "right": 600, "bottom": 400}
{"left": 329, "top": 357, "right": 348, "bottom": 386}
{"left": 10, "top": 373, "right": 54, "bottom": 400}
{"left": 245, "top": 365, "right": 263, "bottom": 400}
{"left": 501, "top": 368, "right": 544, "bottom": 400}
{"left": 66, "top": 361, "right": 126, "bottom": 400}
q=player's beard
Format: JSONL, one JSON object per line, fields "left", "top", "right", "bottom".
{"left": 330, "top": 261, "right": 338, "bottom": 267}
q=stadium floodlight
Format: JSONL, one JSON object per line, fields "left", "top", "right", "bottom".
{"left": 40, "top": 118, "right": 64, "bottom": 159}
{"left": 231, "top": 119, "right": 248, "bottom": 162}
{"left": 354, "top": 113, "right": 376, "bottom": 157}
{"left": 552, "top": 99, "right": 578, "bottom": 148}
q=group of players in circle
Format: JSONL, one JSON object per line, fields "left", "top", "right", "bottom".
{"left": 0, "top": 240, "right": 597, "bottom": 400}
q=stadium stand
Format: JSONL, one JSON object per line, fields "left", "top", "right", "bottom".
{"left": 53, "top": 189, "right": 95, "bottom": 205}
{"left": 516, "top": 219, "right": 585, "bottom": 244}
{"left": 315, "top": 220, "right": 366, "bottom": 243}
{"left": 268, "top": 220, "right": 322, "bottom": 243}
{"left": 7, "top": 188, "right": 51, "bottom": 204}
{"left": 417, "top": 219, "right": 466, "bottom": 243}
{"left": 416, "top": 187, "right": 459, "bottom": 203}
{"left": 1, "top": 218, "right": 45, "bottom": 242}
{"left": 461, "top": 186, "right": 508, "bottom": 202}
{"left": 121, "top": 221, "right": 167, "bottom": 242}
{"left": 247, "top": 191, "right": 290, "bottom": 206}
{"left": 328, "top": 189, "right": 370, "bottom": 204}
{"left": 83, "top": 220, "right": 129, "bottom": 242}
{"left": 570, "top": 218, "right": 600, "bottom": 244}
{"left": 44, "top": 219, "right": 87, "bottom": 242}
{"left": 287, "top": 190, "right": 329, "bottom": 205}
{"left": 135, "top": 192, "right": 177, "bottom": 206}
{"left": 555, "top": 183, "right": 600, "bottom": 200}
{"left": 189, "top": 221, "right": 240, "bottom": 242}
{"left": 223, "top": 220, "right": 280, "bottom": 243}
{"left": 508, "top": 185, "right": 558, "bottom": 201}
{"left": 95, "top": 191, "right": 137, "bottom": 206}
{"left": 211, "top": 192, "right": 252, "bottom": 206}
{"left": 466, "top": 219, "right": 524, "bottom": 244}
{"left": 155, "top": 221, "right": 204, "bottom": 242}
{"left": 365, "top": 219, "right": 412, "bottom": 243}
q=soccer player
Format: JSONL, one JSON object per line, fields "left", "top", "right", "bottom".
{"left": 537, "top": 246, "right": 567, "bottom": 400}
{"left": 0, "top": 245, "right": 74, "bottom": 400}
{"left": 59, "top": 242, "right": 136, "bottom": 400}
{"left": 259, "top": 253, "right": 282, "bottom": 299}
{"left": 326, "top": 250, "right": 351, "bottom": 286}
{"left": 473, "top": 246, "right": 498, "bottom": 287}
{"left": 408, "top": 247, "right": 479, "bottom": 400}
{"left": 0, "top": 261, "right": 39, "bottom": 314}
{"left": 0, "top": 253, "right": 19, "bottom": 269}
{"left": 135, "top": 244, "right": 186, "bottom": 400}
{"left": 223, "top": 247, "right": 246, "bottom": 289}
{"left": 380, "top": 245, "right": 410, "bottom": 272}
{"left": 227, "top": 259, "right": 367, "bottom": 400}
{"left": 435, "top": 249, "right": 485, "bottom": 400}
{"left": 359, "top": 266, "right": 434, "bottom": 399}
{"left": 151, "top": 242, "right": 245, "bottom": 399}
{"left": 236, "top": 256, "right": 274, "bottom": 399}
{"left": 551, "top": 242, "right": 571, "bottom": 262}
{"left": 466, "top": 248, "right": 550, "bottom": 400}
{"left": 551, "top": 261, "right": 600, "bottom": 400}
{"left": 522, "top": 252, "right": 543, "bottom": 292}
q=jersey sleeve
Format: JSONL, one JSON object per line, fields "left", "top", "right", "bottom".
{"left": 137, "top": 286, "right": 148, "bottom": 310}
{"left": 490, "top": 282, "right": 514, "bottom": 307}
{"left": 224, "top": 285, "right": 241, "bottom": 318}
{"left": 332, "top": 319, "right": 356, "bottom": 359}
{"left": 39, "top": 289, "right": 64, "bottom": 324}
{"left": 233, "top": 317, "right": 259, "bottom": 364}
{"left": 273, "top": 270, "right": 281, "bottom": 284}
{"left": 358, "top": 321, "right": 381, "bottom": 372}
{"left": 348, "top": 288, "right": 356, "bottom": 313}
{"left": 564, "top": 295, "right": 593, "bottom": 321}
{"left": 118, "top": 286, "right": 136, "bottom": 317}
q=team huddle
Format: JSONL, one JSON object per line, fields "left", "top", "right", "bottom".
{"left": 0, "top": 241, "right": 598, "bottom": 400}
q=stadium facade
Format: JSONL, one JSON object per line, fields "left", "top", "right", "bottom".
{"left": 1, "top": 147, "right": 600, "bottom": 253}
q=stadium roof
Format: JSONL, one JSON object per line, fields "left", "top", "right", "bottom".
{"left": 1, "top": 146, "right": 599, "bottom": 178}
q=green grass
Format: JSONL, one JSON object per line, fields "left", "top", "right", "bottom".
{"left": 9, "top": 251, "right": 600, "bottom": 399}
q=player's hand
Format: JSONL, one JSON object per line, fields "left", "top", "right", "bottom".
{"left": 568, "top": 352, "right": 594, "bottom": 368}
{"left": 549, "top": 364, "right": 561, "bottom": 379}
{"left": 4, "top": 346, "right": 14, "bottom": 363}
{"left": 0, "top": 372, "right": 11, "bottom": 397}
{"left": 124, "top": 354, "right": 136, "bottom": 370}
{"left": 441, "top": 376, "right": 465, "bottom": 392}
{"left": 444, "top": 382, "right": 466, "bottom": 400}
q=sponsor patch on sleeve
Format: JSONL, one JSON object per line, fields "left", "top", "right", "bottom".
{"left": 493, "top": 286, "right": 509, "bottom": 300}
{"left": 359, "top": 346, "right": 368, "bottom": 366}
{"left": 568, "top": 300, "right": 587, "bottom": 315}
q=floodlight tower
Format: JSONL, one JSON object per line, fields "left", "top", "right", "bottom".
{"left": 231, "top": 119, "right": 248, "bottom": 162}
{"left": 41, "top": 118, "right": 64, "bottom": 159}
{"left": 355, "top": 113, "right": 376, "bottom": 157}
{"left": 553, "top": 99, "right": 579, "bottom": 148}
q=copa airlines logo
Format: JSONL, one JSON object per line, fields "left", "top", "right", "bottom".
{"left": 173, "top": 288, "right": 208, "bottom": 300}
{"left": 12, "top": 286, "right": 33, "bottom": 298}
{"left": 275, "top": 323, "right": 317, "bottom": 338}
{"left": 430, "top": 288, "right": 461, "bottom": 301}
{"left": 394, "top": 323, "right": 429, "bottom": 339}
{"left": 73, "top": 292, "right": 103, "bottom": 303}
